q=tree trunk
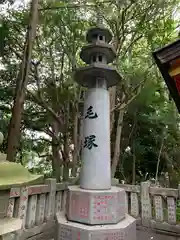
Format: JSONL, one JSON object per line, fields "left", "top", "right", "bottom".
{"left": 72, "top": 109, "right": 79, "bottom": 177}
{"left": 7, "top": 0, "right": 38, "bottom": 162}
{"left": 163, "top": 151, "right": 175, "bottom": 188}
{"left": 155, "top": 138, "right": 164, "bottom": 185}
{"left": 63, "top": 163, "right": 70, "bottom": 181}
{"left": 62, "top": 132, "right": 70, "bottom": 181}
{"left": 51, "top": 121, "right": 62, "bottom": 182}
{"left": 132, "top": 141, "right": 136, "bottom": 184}
{"left": 52, "top": 143, "right": 62, "bottom": 182}
{"left": 111, "top": 108, "right": 125, "bottom": 178}
{"left": 131, "top": 113, "right": 137, "bottom": 184}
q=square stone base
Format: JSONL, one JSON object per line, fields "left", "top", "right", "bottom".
{"left": 67, "top": 186, "right": 126, "bottom": 225}
{"left": 56, "top": 213, "right": 136, "bottom": 240}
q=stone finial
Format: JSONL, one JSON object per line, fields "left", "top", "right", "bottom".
{"left": 96, "top": 6, "right": 103, "bottom": 28}
{"left": 74, "top": 23, "right": 121, "bottom": 88}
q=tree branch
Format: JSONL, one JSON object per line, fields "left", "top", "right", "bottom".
{"left": 122, "top": 34, "right": 143, "bottom": 59}
{"left": 155, "top": 135, "right": 165, "bottom": 185}
{"left": 111, "top": 81, "right": 143, "bottom": 112}
{"left": 32, "top": 64, "right": 64, "bottom": 127}
{"left": 37, "top": 153, "right": 50, "bottom": 158}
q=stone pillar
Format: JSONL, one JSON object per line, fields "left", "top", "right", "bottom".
{"left": 56, "top": 19, "right": 136, "bottom": 240}
{"left": 80, "top": 87, "right": 111, "bottom": 190}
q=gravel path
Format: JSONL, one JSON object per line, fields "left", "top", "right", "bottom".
{"left": 137, "top": 229, "right": 177, "bottom": 240}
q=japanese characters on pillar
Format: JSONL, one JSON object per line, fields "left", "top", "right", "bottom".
{"left": 85, "top": 106, "right": 98, "bottom": 119}
{"left": 74, "top": 23, "right": 121, "bottom": 190}
{"left": 81, "top": 88, "right": 111, "bottom": 190}
{"left": 84, "top": 106, "right": 98, "bottom": 150}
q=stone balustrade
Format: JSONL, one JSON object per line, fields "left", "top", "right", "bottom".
{"left": 4, "top": 179, "right": 69, "bottom": 240}
{"left": 1, "top": 180, "right": 180, "bottom": 239}
{"left": 118, "top": 182, "right": 180, "bottom": 236}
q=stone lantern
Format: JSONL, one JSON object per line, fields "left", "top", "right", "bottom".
{"left": 0, "top": 132, "right": 43, "bottom": 240}
{"left": 56, "top": 15, "right": 136, "bottom": 240}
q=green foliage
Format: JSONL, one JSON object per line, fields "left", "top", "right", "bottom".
{"left": 176, "top": 200, "right": 180, "bottom": 222}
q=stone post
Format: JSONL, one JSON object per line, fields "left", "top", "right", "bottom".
{"left": 56, "top": 14, "right": 136, "bottom": 240}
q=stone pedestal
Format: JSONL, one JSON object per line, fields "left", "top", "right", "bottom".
{"left": 56, "top": 213, "right": 136, "bottom": 240}
{"left": 67, "top": 186, "right": 126, "bottom": 225}
{"left": 56, "top": 186, "right": 136, "bottom": 240}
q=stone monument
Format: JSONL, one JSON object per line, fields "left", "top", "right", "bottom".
{"left": 0, "top": 132, "right": 43, "bottom": 240}
{"left": 56, "top": 15, "right": 136, "bottom": 240}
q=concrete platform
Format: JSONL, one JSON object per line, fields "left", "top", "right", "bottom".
{"left": 53, "top": 228, "right": 179, "bottom": 240}
{"left": 56, "top": 213, "right": 136, "bottom": 240}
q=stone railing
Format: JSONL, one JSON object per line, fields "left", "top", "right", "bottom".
{"left": 2, "top": 180, "right": 180, "bottom": 239}
{"left": 118, "top": 181, "right": 180, "bottom": 236}
{"left": 5, "top": 179, "right": 69, "bottom": 240}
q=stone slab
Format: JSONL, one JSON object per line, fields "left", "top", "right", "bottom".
{"left": 0, "top": 161, "right": 43, "bottom": 190}
{"left": 56, "top": 213, "right": 136, "bottom": 240}
{"left": 80, "top": 43, "right": 116, "bottom": 64}
{"left": 86, "top": 27, "right": 113, "bottom": 44}
{"left": 0, "top": 218, "right": 22, "bottom": 235}
{"left": 74, "top": 63, "right": 122, "bottom": 88}
{"left": 66, "top": 186, "right": 126, "bottom": 225}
